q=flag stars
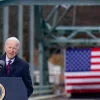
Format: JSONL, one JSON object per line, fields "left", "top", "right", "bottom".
{"left": 66, "top": 48, "right": 91, "bottom": 72}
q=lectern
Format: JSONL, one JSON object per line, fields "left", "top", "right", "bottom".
{"left": 0, "top": 77, "right": 28, "bottom": 100}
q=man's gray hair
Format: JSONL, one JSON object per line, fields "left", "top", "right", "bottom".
{"left": 5, "top": 37, "right": 20, "bottom": 48}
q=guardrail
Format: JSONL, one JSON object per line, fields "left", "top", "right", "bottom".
{"left": 32, "top": 85, "right": 54, "bottom": 96}
{"left": 29, "top": 85, "right": 66, "bottom": 100}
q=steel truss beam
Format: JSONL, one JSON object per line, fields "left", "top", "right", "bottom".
{"left": 42, "top": 6, "right": 100, "bottom": 47}
{"left": 0, "top": 0, "right": 100, "bottom": 6}
{"left": 1, "top": 0, "right": 100, "bottom": 88}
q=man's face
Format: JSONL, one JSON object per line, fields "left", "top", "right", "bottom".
{"left": 4, "top": 40, "right": 19, "bottom": 60}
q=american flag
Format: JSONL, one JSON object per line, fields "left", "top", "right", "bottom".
{"left": 64, "top": 48, "right": 100, "bottom": 94}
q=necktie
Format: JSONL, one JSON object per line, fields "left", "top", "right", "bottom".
{"left": 7, "top": 60, "right": 12, "bottom": 76}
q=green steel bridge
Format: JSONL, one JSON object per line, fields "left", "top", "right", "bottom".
{"left": 0, "top": 0, "right": 100, "bottom": 99}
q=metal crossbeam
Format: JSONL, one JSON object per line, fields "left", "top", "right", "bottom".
{"left": 56, "top": 26, "right": 100, "bottom": 31}
{"left": 0, "top": 0, "right": 100, "bottom": 6}
{"left": 50, "top": 39, "right": 100, "bottom": 43}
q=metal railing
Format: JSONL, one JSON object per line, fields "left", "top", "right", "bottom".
{"left": 32, "top": 85, "right": 54, "bottom": 97}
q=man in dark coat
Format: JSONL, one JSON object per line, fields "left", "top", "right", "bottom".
{"left": 0, "top": 37, "right": 33, "bottom": 97}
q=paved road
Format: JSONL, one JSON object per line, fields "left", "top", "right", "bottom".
{"left": 29, "top": 93, "right": 100, "bottom": 100}
{"left": 47, "top": 98, "right": 100, "bottom": 100}
{"left": 46, "top": 93, "right": 100, "bottom": 100}
{"left": 47, "top": 96, "right": 100, "bottom": 100}
{"left": 46, "top": 96, "right": 67, "bottom": 100}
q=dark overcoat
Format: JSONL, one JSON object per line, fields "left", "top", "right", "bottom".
{"left": 0, "top": 53, "right": 33, "bottom": 97}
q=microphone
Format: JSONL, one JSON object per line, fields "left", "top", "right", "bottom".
{"left": 0, "top": 60, "right": 5, "bottom": 72}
